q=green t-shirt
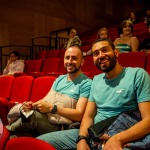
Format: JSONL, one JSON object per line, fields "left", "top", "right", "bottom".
{"left": 89, "top": 67, "right": 150, "bottom": 123}
{"left": 52, "top": 73, "right": 92, "bottom": 100}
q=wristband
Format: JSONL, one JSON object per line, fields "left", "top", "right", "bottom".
{"left": 76, "top": 135, "right": 87, "bottom": 144}
{"left": 51, "top": 104, "right": 57, "bottom": 114}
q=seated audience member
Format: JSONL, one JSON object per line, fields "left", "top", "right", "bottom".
{"left": 144, "top": 8, "right": 150, "bottom": 25}
{"left": 2, "top": 50, "right": 24, "bottom": 76}
{"left": 37, "top": 38, "right": 150, "bottom": 150}
{"left": 62, "top": 28, "right": 82, "bottom": 50}
{"left": 84, "top": 27, "right": 109, "bottom": 56}
{"left": 6, "top": 46, "right": 92, "bottom": 137}
{"left": 96, "top": 27, "right": 109, "bottom": 39}
{"left": 114, "top": 20, "right": 139, "bottom": 53}
{"left": 140, "top": 24, "right": 150, "bottom": 53}
{"left": 128, "top": 11, "right": 139, "bottom": 24}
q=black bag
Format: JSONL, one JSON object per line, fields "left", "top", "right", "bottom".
{"left": 88, "top": 110, "right": 150, "bottom": 150}
{"left": 88, "top": 115, "right": 118, "bottom": 142}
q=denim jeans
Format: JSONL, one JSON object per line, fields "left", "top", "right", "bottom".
{"left": 37, "top": 129, "right": 131, "bottom": 150}
{"left": 37, "top": 129, "right": 79, "bottom": 150}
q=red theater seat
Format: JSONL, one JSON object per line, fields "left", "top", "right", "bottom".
{"left": 145, "top": 53, "right": 150, "bottom": 75}
{"left": 46, "top": 50, "right": 60, "bottom": 59}
{"left": 118, "top": 52, "right": 146, "bottom": 69}
{"left": 37, "top": 50, "right": 48, "bottom": 59}
{"left": 0, "top": 119, "right": 10, "bottom": 150}
{"left": 0, "top": 76, "right": 14, "bottom": 125}
{"left": 5, "top": 137, "right": 56, "bottom": 150}
{"left": 0, "top": 76, "right": 14, "bottom": 99}
{"left": 30, "top": 76, "right": 56, "bottom": 102}
{"left": 7, "top": 76, "right": 34, "bottom": 109}
{"left": 0, "top": 76, "right": 34, "bottom": 125}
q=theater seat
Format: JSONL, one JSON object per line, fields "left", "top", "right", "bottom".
{"left": 5, "top": 137, "right": 56, "bottom": 150}
{"left": 145, "top": 53, "right": 150, "bottom": 75}
{"left": 7, "top": 76, "right": 34, "bottom": 109}
{"left": 0, "top": 76, "right": 14, "bottom": 125}
{"left": 30, "top": 76, "right": 56, "bottom": 102}
{"left": 118, "top": 52, "right": 146, "bottom": 69}
{"left": 0, "top": 76, "right": 34, "bottom": 125}
{"left": 0, "top": 76, "right": 14, "bottom": 99}
{"left": 0, "top": 119, "right": 10, "bottom": 150}
{"left": 46, "top": 50, "right": 60, "bottom": 59}
{"left": 37, "top": 50, "right": 48, "bottom": 59}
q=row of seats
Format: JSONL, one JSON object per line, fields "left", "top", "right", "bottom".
{"left": 0, "top": 75, "right": 58, "bottom": 150}
{"left": 0, "top": 75, "right": 56, "bottom": 125}
{"left": 14, "top": 58, "right": 67, "bottom": 78}
{"left": 37, "top": 46, "right": 91, "bottom": 60}
{"left": 0, "top": 123, "right": 55, "bottom": 150}
{"left": 81, "top": 51, "right": 150, "bottom": 78}
{"left": 37, "top": 49, "right": 65, "bottom": 59}
{"left": 80, "top": 22, "right": 149, "bottom": 46}
{"left": 0, "top": 52, "right": 150, "bottom": 149}
{"left": 17, "top": 51, "right": 150, "bottom": 79}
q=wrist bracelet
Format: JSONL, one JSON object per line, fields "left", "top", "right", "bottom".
{"left": 51, "top": 104, "right": 57, "bottom": 114}
{"left": 76, "top": 135, "right": 88, "bottom": 144}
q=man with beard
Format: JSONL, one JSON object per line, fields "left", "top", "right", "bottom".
{"left": 7, "top": 46, "right": 92, "bottom": 137}
{"left": 37, "top": 38, "right": 150, "bottom": 150}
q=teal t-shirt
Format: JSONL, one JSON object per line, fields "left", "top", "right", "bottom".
{"left": 52, "top": 73, "right": 92, "bottom": 100}
{"left": 115, "top": 44, "right": 131, "bottom": 52}
{"left": 89, "top": 67, "right": 150, "bottom": 123}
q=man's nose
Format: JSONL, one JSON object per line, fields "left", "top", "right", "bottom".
{"left": 97, "top": 51, "right": 105, "bottom": 58}
{"left": 68, "top": 58, "right": 73, "bottom": 63}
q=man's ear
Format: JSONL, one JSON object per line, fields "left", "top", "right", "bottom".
{"left": 114, "top": 49, "right": 120, "bottom": 58}
{"left": 81, "top": 58, "right": 85, "bottom": 66}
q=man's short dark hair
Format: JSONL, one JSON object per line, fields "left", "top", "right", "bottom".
{"left": 9, "top": 50, "right": 20, "bottom": 59}
{"left": 91, "top": 38, "right": 115, "bottom": 51}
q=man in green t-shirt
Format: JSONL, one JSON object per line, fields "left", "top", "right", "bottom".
{"left": 7, "top": 46, "right": 92, "bottom": 136}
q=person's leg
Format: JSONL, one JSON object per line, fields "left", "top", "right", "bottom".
{"left": 6, "top": 111, "right": 60, "bottom": 136}
{"left": 33, "top": 111, "right": 61, "bottom": 135}
{"left": 37, "top": 129, "right": 79, "bottom": 150}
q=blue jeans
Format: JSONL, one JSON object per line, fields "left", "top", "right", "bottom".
{"left": 37, "top": 129, "right": 78, "bottom": 150}
{"left": 37, "top": 129, "right": 131, "bottom": 150}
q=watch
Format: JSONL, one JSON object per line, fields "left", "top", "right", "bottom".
{"left": 76, "top": 135, "right": 87, "bottom": 144}
{"left": 51, "top": 104, "right": 57, "bottom": 114}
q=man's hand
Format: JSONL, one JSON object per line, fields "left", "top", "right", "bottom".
{"left": 7, "top": 59, "right": 13, "bottom": 65}
{"left": 22, "top": 101, "right": 33, "bottom": 112}
{"left": 103, "top": 135, "right": 123, "bottom": 150}
{"left": 32, "top": 100, "right": 53, "bottom": 113}
{"left": 77, "top": 140, "right": 91, "bottom": 150}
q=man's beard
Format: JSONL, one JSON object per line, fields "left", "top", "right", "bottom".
{"left": 66, "top": 64, "right": 81, "bottom": 74}
{"left": 95, "top": 55, "right": 117, "bottom": 72}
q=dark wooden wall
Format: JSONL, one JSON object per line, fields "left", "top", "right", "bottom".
{"left": 0, "top": 0, "right": 148, "bottom": 46}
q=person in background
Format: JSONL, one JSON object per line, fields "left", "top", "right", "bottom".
{"left": 114, "top": 20, "right": 139, "bottom": 53}
{"left": 140, "top": 23, "right": 150, "bottom": 53}
{"left": 144, "top": 8, "right": 150, "bottom": 25}
{"left": 62, "top": 28, "right": 82, "bottom": 50}
{"left": 6, "top": 46, "right": 92, "bottom": 137}
{"left": 128, "top": 11, "right": 139, "bottom": 24}
{"left": 3, "top": 50, "right": 24, "bottom": 76}
{"left": 37, "top": 38, "right": 150, "bottom": 150}
{"left": 84, "top": 27, "right": 109, "bottom": 56}
{"left": 96, "top": 27, "right": 109, "bottom": 39}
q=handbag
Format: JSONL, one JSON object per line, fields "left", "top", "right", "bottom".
{"left": 88, "top": 110, "right": 150, "bottom": 150}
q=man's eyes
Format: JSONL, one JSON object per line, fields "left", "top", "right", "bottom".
{"left": 93, "top": 51, "right": 99, "bottom": 56}
{"left": 102, "top": 48, "right": 108, "bottom": 52}
{"left": 65, "top": 57, "right": 77, "bottom": 60}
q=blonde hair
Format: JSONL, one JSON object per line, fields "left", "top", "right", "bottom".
{"left": 97, "top": 27, "right": 108, "bottom": 39}
{"left": 69, "top": 28, "right": 77, "bottom": 35}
